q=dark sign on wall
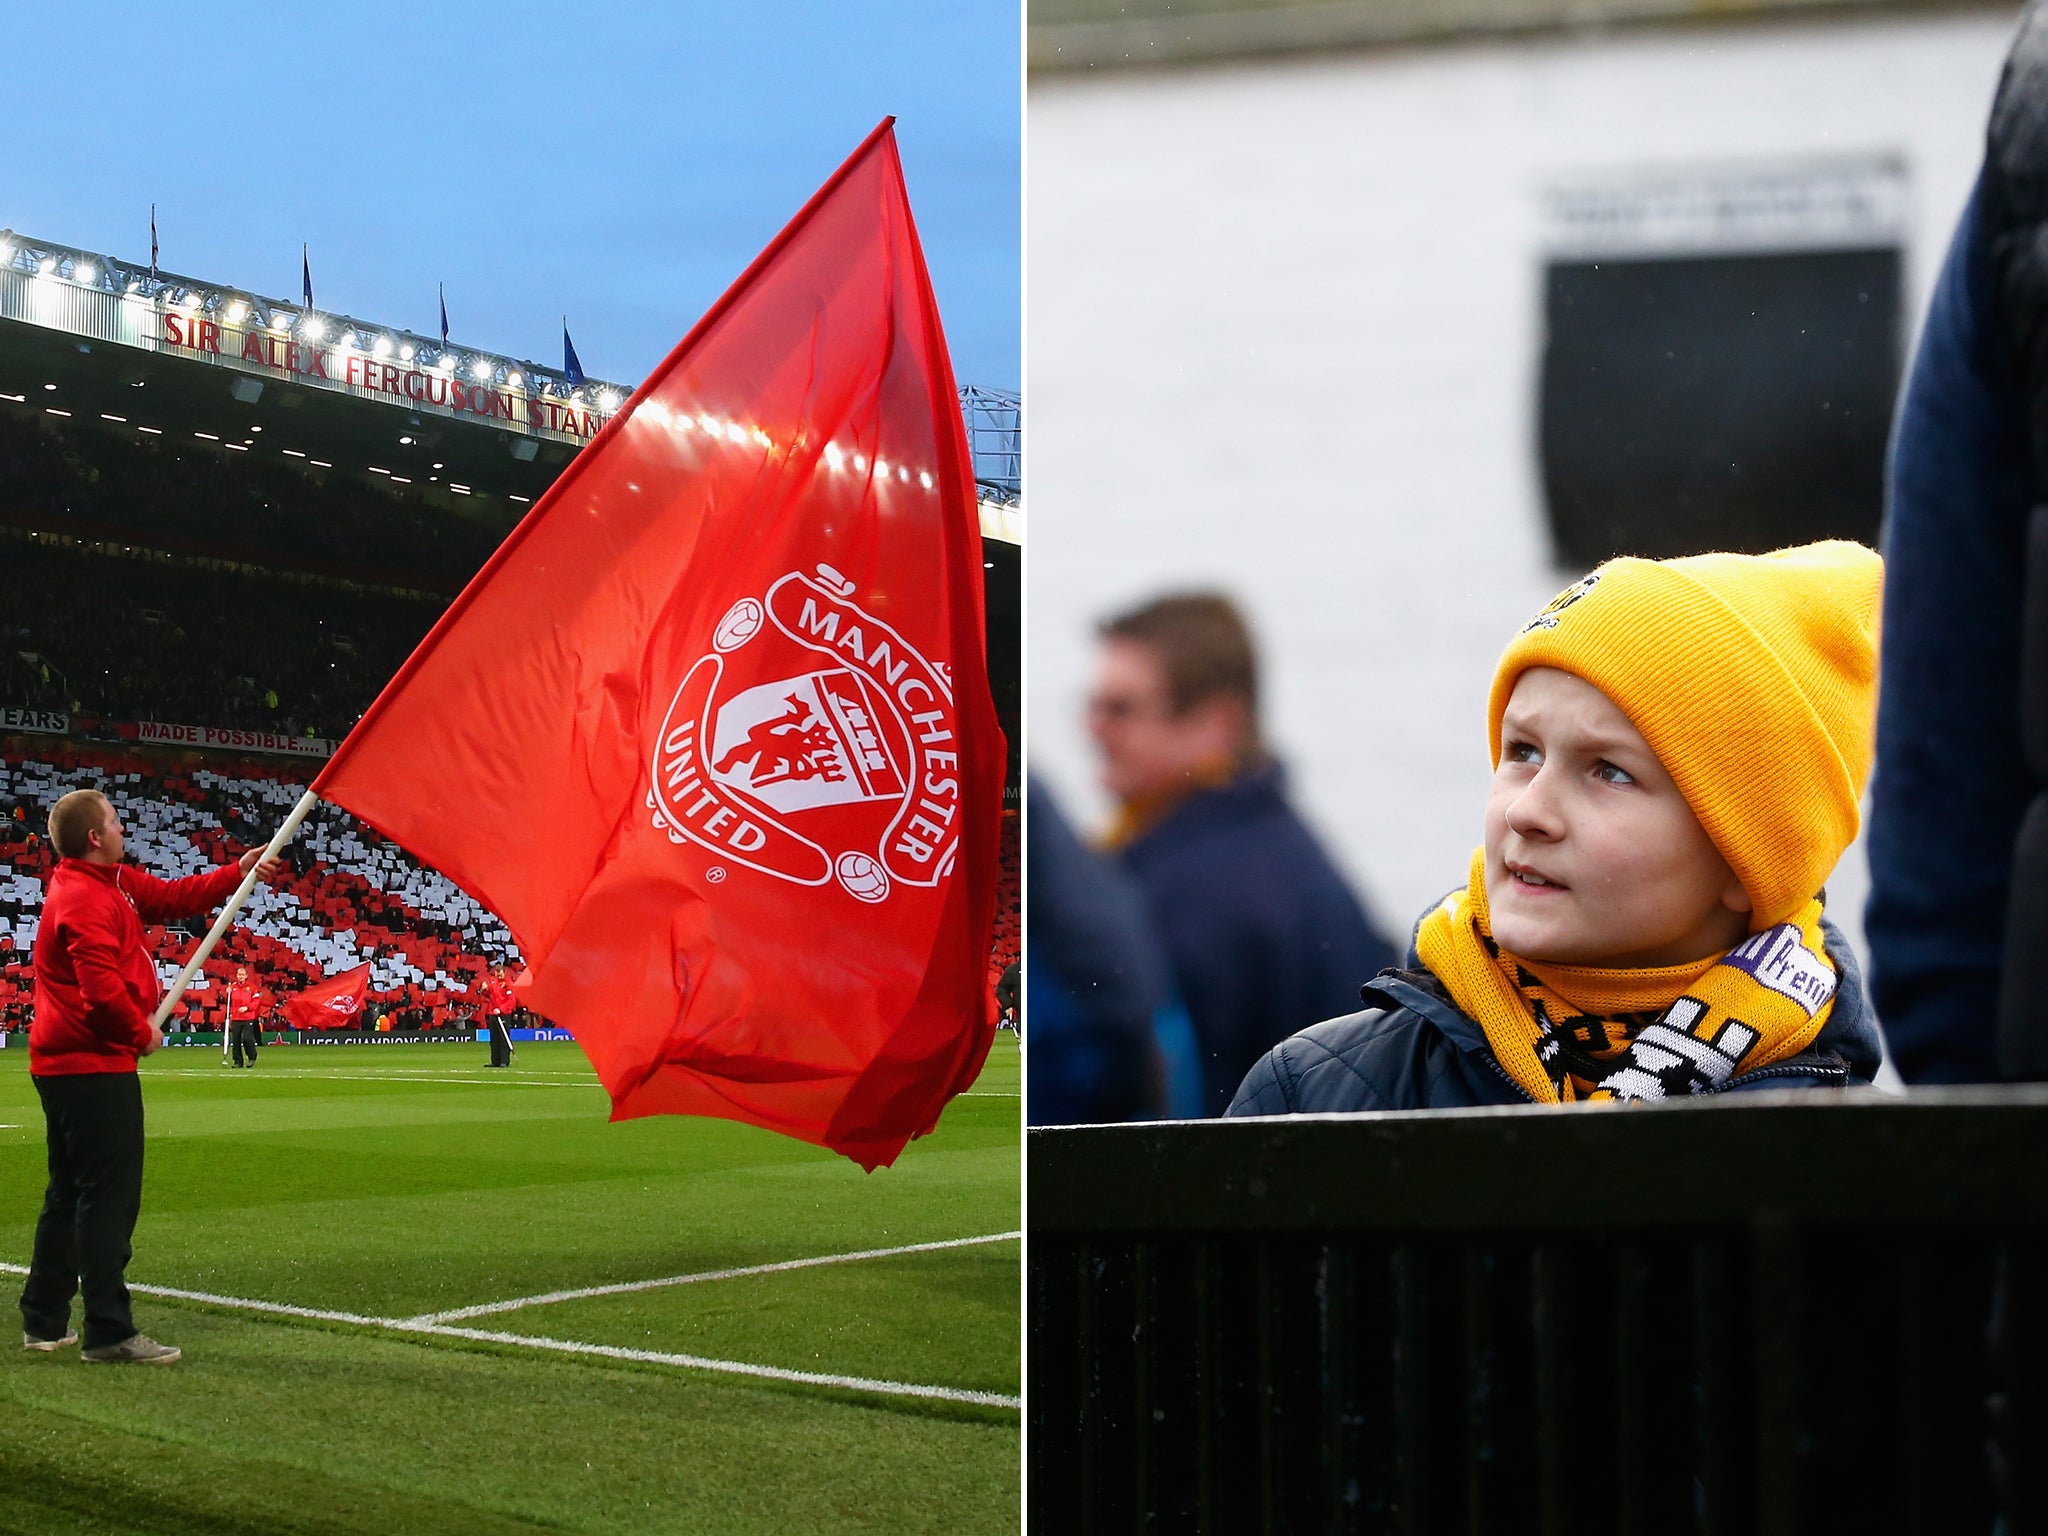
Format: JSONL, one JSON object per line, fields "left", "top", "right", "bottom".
{"left": 1538, "top": 156, "right": 1905, "bottom": 568}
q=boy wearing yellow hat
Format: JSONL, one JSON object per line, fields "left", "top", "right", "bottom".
{"left": 1228, "top": 540, "right": 1885, "bottom": 1112}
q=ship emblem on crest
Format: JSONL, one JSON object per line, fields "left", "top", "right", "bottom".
{"left": 647, "top": 565, "right": 962, "bottom": 902}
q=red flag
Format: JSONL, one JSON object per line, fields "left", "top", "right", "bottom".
{"left": 312, "top": 120, "right": 1003, "bottom": 1169}
{"left": 284, "top": 964, "right": 372, "bottom": 1032}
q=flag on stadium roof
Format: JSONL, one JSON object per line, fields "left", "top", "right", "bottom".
{"left": 302, "top": 244, "right": 313, "bottom": 311}
{"left": 311, "top": 119, "right": 1004, "bottom": 1170}
{"left": 440, "top": 282, "right": 450, "bottom": 347}
{"left": 563, "top": 321, "right": 585, "bottom": 388}
{"left": 149, "top": 204, "right": 158, "bottom": 279}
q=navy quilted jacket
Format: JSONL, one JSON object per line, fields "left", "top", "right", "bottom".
{"left": 1227, "top": 916, "right": 1885, "bottom": 1115}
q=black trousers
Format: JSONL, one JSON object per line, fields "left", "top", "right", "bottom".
{"left": 488, "top": 1017, "right": 512, "bottom": 1066}
{"left": 231, "top": 1020, "right": 260, "bottom": 1067}
{"left": 20, "top": 1072, "right": 144, "bottom": 1349}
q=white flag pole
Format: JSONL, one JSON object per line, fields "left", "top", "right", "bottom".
{"left": 153, "top": 789, "right": 321, "bottom": 1032}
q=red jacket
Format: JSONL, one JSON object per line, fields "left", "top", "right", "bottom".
{"left": 31, "top": 858, "right": 242, "bottom": 1075}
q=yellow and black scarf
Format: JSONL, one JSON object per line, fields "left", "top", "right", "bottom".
{"left": 1414, "top": 850, "right": 1837, "bottom": 1103}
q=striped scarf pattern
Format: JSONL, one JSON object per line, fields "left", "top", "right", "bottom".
{"left": 1415, "top": 850, "right": 1837, "bottom": 1104}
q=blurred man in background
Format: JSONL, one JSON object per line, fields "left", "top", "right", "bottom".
{"left": 1088, "top": 592, "right": 1395, "bottom": 1114}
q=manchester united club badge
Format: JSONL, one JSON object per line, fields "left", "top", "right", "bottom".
{"left": 647, "top": 565, "right": 963, "bottom": 903}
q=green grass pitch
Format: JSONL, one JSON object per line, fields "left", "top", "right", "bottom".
{"left": 0, "top": 1034, "right": 1020, "bottom": 1535}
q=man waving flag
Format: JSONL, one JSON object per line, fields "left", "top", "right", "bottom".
{"left": 304, "top": 120, "right": 1003, "bottom": 1169}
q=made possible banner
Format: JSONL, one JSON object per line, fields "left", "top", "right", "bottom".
{"left": 135, "top": 721, "right": 337, "bottom": 757}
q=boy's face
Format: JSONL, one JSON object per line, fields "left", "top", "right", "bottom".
{"left": 1485, "top": 667, "right": 1750, "bottom": 968}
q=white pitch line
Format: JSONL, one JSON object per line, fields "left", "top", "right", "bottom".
{"left": 0, "top": 1263, "right": 390, "bottom": 1327}
{"left": 0, "top": 1262, "right": 1016, "bottom": 1409}
{"left": 390, "top": 1323, "right": 1020, "bottom": 1407}
{"left": 409, "top": 1231, "right": 1023, "bottom": 1324}
{"left": 144, "top": 1070, "right": 580, "bottom": 1090}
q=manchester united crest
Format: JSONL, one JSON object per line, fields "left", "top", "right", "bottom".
{"left": 647, "top": 565, "right": 962, "bottom": 902}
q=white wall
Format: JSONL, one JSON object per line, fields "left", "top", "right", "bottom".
{"left": 1027, "top": 7, "right": 2019, "bottom": 960}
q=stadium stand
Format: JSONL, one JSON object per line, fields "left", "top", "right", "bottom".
{"left": 0, "top": 744, "right": 519, "bottom": 1035}
{"left": 0, "top": 255, "right": 1020, "bottom": 1058}
{"left": 1, "top": 532, "right": 439, "bottom": 737}
{"left": 991, "top": 808, "right": 1019, "bottom": 989}
{"left": 1, "top": 744, "right": 1023, "bottom": 1039}
{"left": 0, "top": 408, "right": 498, "bottom": 589}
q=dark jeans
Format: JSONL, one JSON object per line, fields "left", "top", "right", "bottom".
{"left": 488, "top": 1017, "right": 513, "bottom": 1066}
{"left": 231, "top": 1020, "right": 260, "bottom": 1066}
{"left": 20, "top": 1071, "right": 144, "bottom": 1349}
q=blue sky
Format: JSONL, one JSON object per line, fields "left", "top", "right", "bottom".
{"left": 2, "top": 1, "right": 1019, "bottom": 391}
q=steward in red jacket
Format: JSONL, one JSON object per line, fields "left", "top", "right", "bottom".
{"left": 31, "top": 860, "right": 243, "bottom": 1075}
{"left": 476, "top": 962, "right": 519, "bottom": 1067}
{"left": 21, "top": 788, "right": 283, "bottom": 1364}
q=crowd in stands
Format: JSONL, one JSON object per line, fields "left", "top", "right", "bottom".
{"left": 0, "top": 408, "right": 502, "bottom": 588}
{"left": 0, "top": 747, "right": 522, "bottom": 1036}
{"left": 0, "top": 747, "right": 1026, "bottom": 1042}
{"left": 1, "top": 536, "right": 440, "bottom": 737}
{"left": 990, "top": 808, "right": 1019, "bottom": 988}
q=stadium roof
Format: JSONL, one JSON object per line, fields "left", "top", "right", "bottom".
{"left": 0, "top": 228, "right": 1020, "bottom": 540}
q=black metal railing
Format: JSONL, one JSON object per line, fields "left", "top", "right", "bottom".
{"left": 1029, "top": 1091, "right": 2048, "bottom": 1535}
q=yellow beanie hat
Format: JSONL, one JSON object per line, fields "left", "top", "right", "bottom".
{"left": 1487, "top": 540, "right": 1882, "bottom": 928}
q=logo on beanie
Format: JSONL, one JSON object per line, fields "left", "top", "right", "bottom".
{"left": 1522, "top": 573, "right": 1601, "bottom": 633}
